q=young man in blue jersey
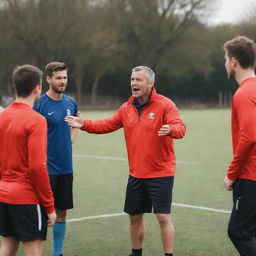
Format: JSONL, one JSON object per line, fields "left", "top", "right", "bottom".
{"left": 34, "top": 62, "right": 78, "bottom": 256}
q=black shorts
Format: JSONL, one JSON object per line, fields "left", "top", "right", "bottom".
{"left": 50, "top": 174, "right": 73, "bottom": 210}
{"left": 124, "top": 175, "right": 174, "bottom": 215}
{"left": 0, "top": 203, "right": 47, "bottom": 241}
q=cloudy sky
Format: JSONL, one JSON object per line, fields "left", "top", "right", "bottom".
{"left": 208, "top": 0, "right": 256, "bottom": 25}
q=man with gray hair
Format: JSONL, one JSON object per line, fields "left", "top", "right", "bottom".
{"left": 65, "top": 66, "right": 186, "bottom": 256}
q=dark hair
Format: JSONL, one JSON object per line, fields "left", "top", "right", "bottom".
{"left": 45, "top": 62, "right": 67, "bottom": 77}
{"left": 12, "top": 64, "right": 42, "bottom": 97}
{"left": 223, "top": 36, "right": 256, "bottom": 69}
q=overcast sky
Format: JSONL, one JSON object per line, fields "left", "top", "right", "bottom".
{"left": 208, "top": 0, "right": 256, "bottom": 25}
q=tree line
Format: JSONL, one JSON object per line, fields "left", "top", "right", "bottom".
{"left": 0, "top": 0, "right": 256, "bottom": 107}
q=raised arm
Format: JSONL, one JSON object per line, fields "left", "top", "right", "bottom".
{"left": 65, "top": 107, "right": 124, "bottom": 134}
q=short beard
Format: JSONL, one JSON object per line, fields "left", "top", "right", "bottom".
{"left": 52, "top": 87, "right": 64, "bottom": 94}
{"left": 228, "top": 69, "right": 235, "bottom": 80}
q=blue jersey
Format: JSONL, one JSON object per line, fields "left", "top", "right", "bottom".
{"left": 34, "top": 94, "right": 77, "bottom": 175}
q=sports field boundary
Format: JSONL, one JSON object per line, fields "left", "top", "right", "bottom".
{"left": 68, "top": 202, "right": 231, "bottom": 223}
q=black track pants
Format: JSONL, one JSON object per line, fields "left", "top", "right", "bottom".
{"left": 228, "top": 179, "right": 256, "bottom": 256}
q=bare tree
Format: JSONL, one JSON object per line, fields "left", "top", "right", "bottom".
{"left": 107, "top": 0, "right": 214, "bottom": 69}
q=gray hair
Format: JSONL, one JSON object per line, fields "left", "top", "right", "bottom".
{"left": 132, "top": 66, "right": 155, "bottom": 82}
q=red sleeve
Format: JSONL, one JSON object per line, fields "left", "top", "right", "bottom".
{"left": 81, "top": 107, "right": 123, "bottom": 133}
{"left": 164, "top": 102, "right": 186, "bottom": 139}
{"left": 0, "top": 114, "right": 2, "bottom": 180}
{"left": 0, "top": 143, "right": 1, "bottom": 180}
{"left": 227, "top": 92, "right": 256, "bottom": 180}
{"left": 28, "top": 116, "right": 54, "bottom": 214}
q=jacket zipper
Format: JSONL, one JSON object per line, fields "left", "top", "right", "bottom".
{"left": 133, "top": 100, "right": 150, "bottom": 122}
{"left": 133, "top": 105, "right": 142, "bottom": 122}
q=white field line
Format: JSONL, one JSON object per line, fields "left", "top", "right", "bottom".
{"left": 74, "top": 153, "right": 127, "bottom": 161}
{"left": 73, "top": 153, "right": 196, "bottom": 165}
{"left": 67, "top": 203, "right": 231, "bottom": 223}
{"left": 172, "top": 203, "right": 231, "bottom": 214}
{"left": 68, "top": 213, "right": 126, "bottom": 223}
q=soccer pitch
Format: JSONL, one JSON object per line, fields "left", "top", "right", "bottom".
{"left": 23, "top": 109, "right": 238, "bottom": 255}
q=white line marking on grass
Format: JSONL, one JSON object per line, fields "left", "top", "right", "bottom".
{"left": 67, "top": 203, "right": 231, "bottom": 223}
{"left": 172, "top": 203, "right": 231, "bottom": 214}
{"left": 74, "top": 154, "right": 127, "bottom": 161}
{"left": 68, "top": 212, "right": 126, "bottom": 223}
{"left": 74, "top": 153, "right": 196, "bottom": 165}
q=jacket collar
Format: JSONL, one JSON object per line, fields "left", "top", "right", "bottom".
{"left": 128, "top": 88, "right": 157, "bottom": 104}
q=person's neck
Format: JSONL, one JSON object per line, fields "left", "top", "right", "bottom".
{"left": 137, "top": 96, "right": 149, "bottom": 105}
{"left": 46, "top": 89, "right": 63, "bottom": 101}
{"left": 15, "top": 96, "right": 35, "bottom": 107}
{"left": 235, "top": 69, "right": 256, "bottom": 85}
{"left": 137, "top": 89, "right": 153, "bottom": 105}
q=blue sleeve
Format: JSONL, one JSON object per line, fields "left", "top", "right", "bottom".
{"left": 33, "top": 103, "right": 40, "bottom": 112}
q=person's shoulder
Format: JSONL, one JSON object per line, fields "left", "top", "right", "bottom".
{"left": 63, "top": 94, "right": 77, "bottom": 106}
{"left": 22, "top": 107, "right": 47, "bottom": 129}
{"left": 31, "top": 108, "right": 46, "bottom": 122}
{"left": 63, "top": 94, "right": 76, "bottom": 102}
{"left": 34, "top": 94, "right": 49, "bottom": 111}
{"left": 236, "top": 78, "right": 256, "bottom": 95}
{"left": 233, "top": 81, "right": 256, "bottom": 105}
{"left": 153, "top": 93, "right": 176, "bottom": 107}
{"left": 37, "top": 93, "right": 48, "bottom": 102}
{"left": 119, "top": 100, "right": 131, "bottom": 110}
{"left": 121, "top": 99, "right": 130, "bottom": 106}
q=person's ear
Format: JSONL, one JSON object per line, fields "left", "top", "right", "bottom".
{"left": 149, "top": 80, "right": 154, "bottom": 88}
{"left": 230, "top": 57, "right": 237, "bottom": 67}
{"left": 33, "top": 85, "right": 41, "bottom": 95}
{"left": 46, "top": 75, "right": 51, "bottom": 84}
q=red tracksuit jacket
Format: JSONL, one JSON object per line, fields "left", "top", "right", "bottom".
{"left": 0, "top": 102, "right": 54, "bottom": 214}
{"left": 228, "top": 77, "right": 256, "bottom": 181}
{"left": 81, "top": 89, "right": 186, "bottom": 178}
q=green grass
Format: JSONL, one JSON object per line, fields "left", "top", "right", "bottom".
{"left": 16, "top": 109, "right": 238, "bottom": 255}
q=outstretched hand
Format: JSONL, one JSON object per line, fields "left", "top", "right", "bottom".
{"left": 158, "top": 124, "right": 171, "bottom": 136}
{"left": 65, "top": 111, "right": 84, "bottom": 128}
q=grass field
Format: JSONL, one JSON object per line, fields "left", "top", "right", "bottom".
{"left": 19, "top": 109, "right": 239, "bottom": 255}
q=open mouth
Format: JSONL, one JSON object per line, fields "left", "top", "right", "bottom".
{"left": 132, "top": 88, "right": 140, "bottom": 92}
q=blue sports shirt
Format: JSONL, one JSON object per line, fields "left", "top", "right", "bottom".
{"left": 34, "top": 93, "right": 77, "bottom": 175}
